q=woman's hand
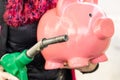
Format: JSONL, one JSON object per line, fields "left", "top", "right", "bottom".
{"left": 0, "top": 65, "right": 19, "bottom": 80}
{"left": 63, "top": 62, "right": 99, "bottom": 73}
{"left": 76, "top": 63, "right": 99, "bottom": 73}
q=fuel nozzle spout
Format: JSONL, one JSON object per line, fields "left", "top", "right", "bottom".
{"left": 27, "top": 35, "right": 68, "bottom": 58}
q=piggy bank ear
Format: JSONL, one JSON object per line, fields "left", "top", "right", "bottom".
{"left": 83, "top": 0, "right": 98, "bottom": 4}
{"left": 57, "top": 0, "right": 79, "bottom": 15}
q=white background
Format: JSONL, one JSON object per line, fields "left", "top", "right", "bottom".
{"left": 76, "top": 0, "right": 120, "bottom": 80}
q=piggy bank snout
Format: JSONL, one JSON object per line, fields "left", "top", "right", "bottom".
{"left": 94, "top": 18, "right": 114, "bottom": 39}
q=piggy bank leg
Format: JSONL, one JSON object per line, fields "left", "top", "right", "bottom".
{"left": 90, "top": 53, "right": 108, "bottom": 63}
{"left": 45, "top": 61, "right": 64, "bottom": 69}
{"left": 68, "top": 57, "right": 89, "bottom": 68}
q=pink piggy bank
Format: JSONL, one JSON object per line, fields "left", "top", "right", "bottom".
{"left": 37, "top": 0, "right": 114, "bottom": 69}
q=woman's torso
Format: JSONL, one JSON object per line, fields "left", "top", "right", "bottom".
{"left": 0, "top": 0, "right": 73, "bottom": 80}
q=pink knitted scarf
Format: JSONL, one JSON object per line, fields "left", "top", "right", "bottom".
{"left": 3, "top": 0, "right": 57, "bottom": 27}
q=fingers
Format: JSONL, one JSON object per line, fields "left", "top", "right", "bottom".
{"left": 0, "top": 71, "right": 19, "bottom": 80}
{"left": 76, "top": 63, "right": 99, "bottom": 73}
{"left": 62, "top": 62, "right": 98, "bottom": 73}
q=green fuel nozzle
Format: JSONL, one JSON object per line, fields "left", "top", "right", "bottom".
{"left": 0, "top": 35, "right": 68, "bottom": 80}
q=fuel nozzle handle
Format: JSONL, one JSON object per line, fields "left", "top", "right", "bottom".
{"left": 27, "top": 35, "right": 68, "bottom": 58}
{"left": 0, "top": 34, "right": 68, "bottom": 80}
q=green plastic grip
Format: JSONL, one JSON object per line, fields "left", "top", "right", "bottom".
{"left": 0, "top": 50, "right": 33, "bottom": 80}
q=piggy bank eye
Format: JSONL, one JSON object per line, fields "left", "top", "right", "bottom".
{"left": 89, "top": 13, "right": 92, "bottom": 17}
